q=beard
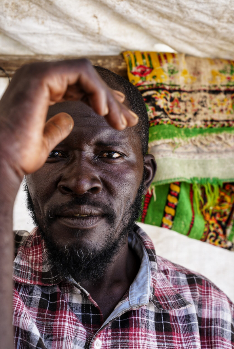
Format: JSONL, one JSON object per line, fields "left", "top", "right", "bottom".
{"left": 24, "top": 178, "right": 144, "bottom": 284}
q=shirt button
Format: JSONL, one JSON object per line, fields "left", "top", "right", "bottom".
{"left": 94, "top": 339, "right": 102, "bottom": 349}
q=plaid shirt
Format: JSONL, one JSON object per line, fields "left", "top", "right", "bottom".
{"left": 13, "top": 226, "right": 234, "bottom": 349}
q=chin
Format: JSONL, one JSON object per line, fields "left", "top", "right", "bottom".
{"left": 45, "top": 217, "right": 115, "bottom": 251}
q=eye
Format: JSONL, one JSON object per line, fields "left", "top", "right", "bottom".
{"left": 48, "top": 150, "right": 68, "bottom": 159}
{"left": 99, "top": 151, "right": 124, "bottom": 159}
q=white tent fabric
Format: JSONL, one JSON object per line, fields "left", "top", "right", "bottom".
{"left": 0, "top": 0, "right": 234, "bottom": 59}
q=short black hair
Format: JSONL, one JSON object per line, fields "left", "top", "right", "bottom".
{"left": 95, "top": 66, "right": 149, "bottom": 156}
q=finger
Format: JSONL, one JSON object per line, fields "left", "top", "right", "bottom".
{"left": 119, "top": 104, "right": 139, "bottom": 127}
{"left": 43, "top": 60, "right": 135, "bottom": 129}
{"left": 47, "top": 59, "right": 109, "bottom": 116}
{"left": 112, "top": 90, "right": 125, "bottom": 103}
{"left": 102, "top": 89, "right": 138, "bottom": 130}
{"left": 80, "top": 89, "right": 124, "bottom": 110}
{"left": 43, "top": 112, "right": 74, "bottom": 156}
{"left": 103, "top": 92, "right": 127, "bottom": 130}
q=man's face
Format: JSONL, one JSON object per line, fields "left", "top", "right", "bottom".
{"left": 26, "top": 100, "right": 154, "bottom": 281}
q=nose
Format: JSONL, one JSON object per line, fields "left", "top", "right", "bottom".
{"left": 58, "top": 158, "right": 102, "bottom": 196}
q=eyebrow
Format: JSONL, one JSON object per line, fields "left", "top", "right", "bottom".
{"left": 54, "top": 140, "right": 126, "bottom": 149}
{"left": 95, "top": 141, "right": 125, "bottom": 147}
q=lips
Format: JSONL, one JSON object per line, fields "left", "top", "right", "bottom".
{"left": 73, "top": 214, "right": 90, "bottom": 217}
{"left": 52, "top": 206, "right": 104, "bottom": 229}
{"left": 55, "top": 205, "right": 103, "bottom": 217}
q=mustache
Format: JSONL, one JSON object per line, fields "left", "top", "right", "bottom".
{"left": 46, "top": 197, "right": 116, "bottom": 223}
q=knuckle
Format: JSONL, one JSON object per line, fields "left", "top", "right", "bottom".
{"left": 78, "top": 58, "right": 92, "bottom": 70}
{"left": 16, "top": 62, "right": 51, "bottom": 81}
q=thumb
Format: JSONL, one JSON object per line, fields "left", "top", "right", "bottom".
{"left": 43, "top": 112, "right": 74, "bottom": 155}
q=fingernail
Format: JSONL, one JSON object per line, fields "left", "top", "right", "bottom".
{"left": 114, "top": 90, "right": 125, "bottom": 98}
{"left": 121, "top": 114, "right": 127, "bottom": 126}
{"left": 129, "top": 110, "right": 139, "bottom": 119}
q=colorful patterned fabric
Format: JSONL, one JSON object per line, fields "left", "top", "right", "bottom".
{"left": 123, "top": 51, "right": 234, "bottom": 184}
{"left": 141, "top": 183, "right": 234, "bottom": 250}
{"left": 13, "top": 228, "right": 234, "bottom": 349}
{"left": 200, "top": 183, "right": 234, "bottom": 249}
{"left": 161, "top": 182, "right": 181, "bottom": 229}
{"left": 124, "top": 52, "right": 234, "bottom": 125}
{"left": 123, "top": 51, "right": 234, "bottom": 250}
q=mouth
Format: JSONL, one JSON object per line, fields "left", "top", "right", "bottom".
{"left": 52, "top": 206, "right": 104, "bottom": 229}
{"left": 72, "top": 213, "right": 92, "bottom": 217}
{"left": 57, "top": 215, "right": 103, "bottom": 229}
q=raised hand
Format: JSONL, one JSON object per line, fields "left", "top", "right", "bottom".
{"left": 0, "top": 59, "right": 138, "bottom": 181}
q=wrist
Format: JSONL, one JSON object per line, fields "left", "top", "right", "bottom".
{"left": 0, "top": 158, "right": 22, "bottom": 204}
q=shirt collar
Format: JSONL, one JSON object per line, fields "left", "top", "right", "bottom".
{"left": 13, "top": 225, "right": 191, "bottom": 311}
{"left": 130, "top": 225, "right": 191, "bottom": 311}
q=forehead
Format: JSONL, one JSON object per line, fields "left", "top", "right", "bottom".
{"left": 47, "top": 101, "right": 141, "bottom": 151}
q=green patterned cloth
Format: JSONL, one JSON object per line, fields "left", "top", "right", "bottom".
{"left": 123, "top": 51, "right": 234, "bottom": 250}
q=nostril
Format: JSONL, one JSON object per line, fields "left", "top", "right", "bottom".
{"left": 58, "top": 175, "right": 102, "bottom": 196}
{"left": 90, "top": 186, "right": 101, "bottom": 195}
{"left": 58, "top": 185, "right": 73, "bottom": 194}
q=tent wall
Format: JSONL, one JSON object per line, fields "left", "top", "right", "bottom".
{"left": 0, "top": 0, "right": 234, "bottom": 59}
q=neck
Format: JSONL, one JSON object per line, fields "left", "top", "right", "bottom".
{"left": 79, "top": 237, "right": 140, "bottom": 321}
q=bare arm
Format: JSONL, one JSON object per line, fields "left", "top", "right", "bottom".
{"left": 0, "top": 59, "right": 138, "bottom": 348}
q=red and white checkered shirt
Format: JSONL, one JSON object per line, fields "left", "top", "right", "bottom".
{"left": 13, "top": 225, "right": 234, "bottom": 349}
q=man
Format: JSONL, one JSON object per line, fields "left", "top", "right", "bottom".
{"left": 0, "top": 59, "right": 233, "bottom": 349}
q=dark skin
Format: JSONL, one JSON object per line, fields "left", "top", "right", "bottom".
{"left": 0, "top": 59, "right": 156, "bottom": 347}
{"left": 27, "top": 101, "right": 156, "bottom": 320}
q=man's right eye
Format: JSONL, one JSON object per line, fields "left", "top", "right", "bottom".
{"left": 48, "top": 150, "right": 68, "bottom": 159}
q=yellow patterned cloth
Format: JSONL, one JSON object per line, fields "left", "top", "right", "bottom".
{"left": 124, "top": 51, "right": 234, "bottom": 129}
{"left": 123, "top": 51, "right": 234, "bottom": 250}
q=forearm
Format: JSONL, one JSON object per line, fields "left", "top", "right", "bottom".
{"left": 0, "top": 163, "right": 22, "bottom": 349}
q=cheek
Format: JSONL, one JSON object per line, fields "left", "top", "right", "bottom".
{"left": 102, "top": 163, "right": 143, "bottom": 215}
{"left": 26, "top": 168, "right": 57, "bottom": 211}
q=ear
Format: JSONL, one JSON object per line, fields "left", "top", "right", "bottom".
{"left": 142, "top": 154, "right": 157, "bottom": 195}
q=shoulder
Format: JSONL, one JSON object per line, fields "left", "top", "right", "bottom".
{"left": 14, "top": 230, "right": 30, "bottom": 258}
{"left": 156, "top": 256, "right": 234, "bottom": 348}
{"left": 157, "top": 254, "right": 234, "bottom": 314}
